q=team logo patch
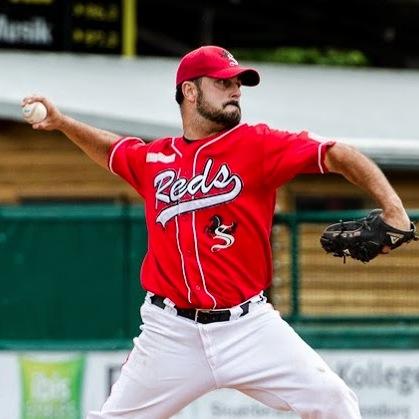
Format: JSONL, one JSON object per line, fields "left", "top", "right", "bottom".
{"left": 221, "top": 50, "right": 239, "bottom": 67}
{"left": 387, "top": 232, "right": 404, "bottom": 245}
{"left": 206, "top": 215, "right": 237, "bottom": 252}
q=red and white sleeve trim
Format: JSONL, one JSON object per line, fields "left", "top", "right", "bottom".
{"left": 317, "top": 141, "right": 336, "bottom": 174}
{"left": 108, "top": 137, "right": 145, "bottom": 174}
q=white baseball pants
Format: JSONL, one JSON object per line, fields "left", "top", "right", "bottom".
{"left": 87, "top": 298, "right": 361, "bottom": 419}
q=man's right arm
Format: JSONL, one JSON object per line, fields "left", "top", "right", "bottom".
{"left": 22, "top": 95, "right": 119, "bottom": 170}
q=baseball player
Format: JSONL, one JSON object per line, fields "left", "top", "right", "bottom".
{"left": 23, "top": 45, "right": 411, "bottom": 419}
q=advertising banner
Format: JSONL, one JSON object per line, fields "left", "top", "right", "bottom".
{"left": 0, "top": 0, "right": 123, "bottom": 53}
{"left": 0, "top": 350, "right": 419, "bottom": 419}
{"left": 0, "top": 0, "right": 60, "bottom": 50}
{"left": 325, "top": 350, "right": 417, "bottom": 419}
{"left": 19, "top": 354, "right": 84, "bottom": 419}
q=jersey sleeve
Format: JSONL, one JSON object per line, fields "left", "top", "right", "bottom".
{"left": 108, "top": 136, "right": 149, "bottom": 195}
{"left": 260, "top": 125, "right": 335, "bottom": 188}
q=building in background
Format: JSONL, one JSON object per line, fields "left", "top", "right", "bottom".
{"left": 2, "top": 0, "right": 419, "bottom": 68}
{"left": 1, "top": 3, "right": 419, "bottom": 418}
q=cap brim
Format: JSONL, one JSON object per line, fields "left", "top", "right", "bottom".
{"left": 208, "top": 66, "right": 260, "bottom": 86}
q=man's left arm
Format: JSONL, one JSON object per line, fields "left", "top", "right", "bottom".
{"left": 324, "top": 142, "right": 411, "bottom": 230}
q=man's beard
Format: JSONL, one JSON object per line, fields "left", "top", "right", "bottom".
{"left": 196, "top": 88, "right": 241, "bottom": 129}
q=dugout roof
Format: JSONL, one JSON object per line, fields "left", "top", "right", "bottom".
{"left": 1, "top": 50, "right": 419, "bottom": 169}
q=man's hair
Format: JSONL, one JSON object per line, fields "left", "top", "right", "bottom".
{"left": 175, "top": 78, "right": 202, "bottom": 106}
{"left": 175, "top": 85, "right": 184, "bottom": 105}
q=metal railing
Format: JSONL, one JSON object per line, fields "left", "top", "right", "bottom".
{"left": 273, "top": 210, "right": 419, "bottom": 324}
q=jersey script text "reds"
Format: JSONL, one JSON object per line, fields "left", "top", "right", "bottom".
{"left": 154, "top": 159, "right": 243, "bottom": 227}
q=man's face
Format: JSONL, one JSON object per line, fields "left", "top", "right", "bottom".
{"left": 195, "top": 76, "right": 242, "bottom": 129}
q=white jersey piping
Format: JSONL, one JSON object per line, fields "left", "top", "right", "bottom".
{"left": 173, "top": 167, "right": 192, "bottom": 303}
{"left": 191, "top": 124, "right": 243, "bottom": 309}
{"left": 171, "top": 137, "right": 183, "bottom": 158}
{"left": 191, "top": 211, "right": 216, "bottom": 308}
{"left": 175, "top": 215, "right": 192, "bottom": 303}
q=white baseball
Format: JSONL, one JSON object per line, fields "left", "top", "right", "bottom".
{"left": 22, "top": 102, "right": 48, "bottom": 124}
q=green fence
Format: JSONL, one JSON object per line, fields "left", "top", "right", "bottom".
{"left": 1, "top": 205, "right": 418, "bottom": 348}
{"left": 0, "top": 205, "right": 147, "bottom": 341}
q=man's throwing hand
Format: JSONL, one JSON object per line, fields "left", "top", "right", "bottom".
{"left": 21, "top": 96, "right": 64, "bottom": 131}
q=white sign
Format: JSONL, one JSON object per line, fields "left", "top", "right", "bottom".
{"left": 1, "top": 350, "right": 419, "bottom": 419}
{"left": 324, "top": 351, "right": 419, "bottom": 419}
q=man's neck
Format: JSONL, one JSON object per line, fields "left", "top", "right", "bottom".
{"left": 182, "top": 113, "right": 224, "bottom": 140}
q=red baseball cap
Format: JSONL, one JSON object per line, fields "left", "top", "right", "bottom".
{"left": 176, "top": 46, "right": 260, "bottom": 87}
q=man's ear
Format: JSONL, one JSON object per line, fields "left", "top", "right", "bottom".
{"left": 182, "top": 81, "right": 198, "bottom": 103}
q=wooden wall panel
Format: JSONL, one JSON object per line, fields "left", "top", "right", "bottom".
{"left": 0, "top": 121, "right": 141, "bottom": 203}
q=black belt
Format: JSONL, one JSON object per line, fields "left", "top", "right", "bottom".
{"left": 150, "top": 295, "right": 251, "bottom": 324}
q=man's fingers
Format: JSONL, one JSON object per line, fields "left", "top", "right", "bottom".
{"left": 22, "top": 95, "right": 39, "bottom": 105}
{"left": 381, "top": 245, "right": 391, "bottom": 254}
{"left": 22, "top": 95, "right": 50, "bottom": 109}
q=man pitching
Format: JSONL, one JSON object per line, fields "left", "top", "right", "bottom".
{"left": 23, "top": 45, "right": 412, "bottom": 418}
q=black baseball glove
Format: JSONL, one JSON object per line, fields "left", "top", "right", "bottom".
{"left": 320, "top": 209, "right": 417, "bottom": 263}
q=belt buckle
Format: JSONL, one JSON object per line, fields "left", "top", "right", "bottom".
{"left": 194, "top": 308, "right": 211, "bottom": 323}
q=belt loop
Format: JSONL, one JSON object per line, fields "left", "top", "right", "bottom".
{"left": 229, "top": 304, "right": 245, "bottom": 321}
{"left": 163, "top": 297, "right": 176, "bottom": 309}
{"left": 145, "top": 291, "right": 154, "bottom": 304}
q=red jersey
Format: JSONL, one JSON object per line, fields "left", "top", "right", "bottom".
{"left": 108, "top": 123, "right": 334, "bottom": 309}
